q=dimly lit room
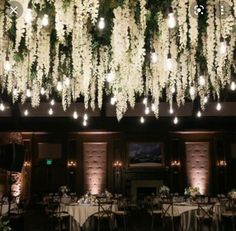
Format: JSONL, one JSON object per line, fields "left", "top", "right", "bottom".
{"left": 0, "top": 0, "right": 235, "bottom": 230}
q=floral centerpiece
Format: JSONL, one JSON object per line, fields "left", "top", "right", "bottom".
{"left": 159, "top": 185, "right": 170, "bottom": 196}
{"left": 0, "top": 217, "right": 11, "bottom": 231}
{"left": 59, "top": 185, "right": 70, "bottom": 197}
{"left": 228, "top": 189, "right": 236, "bottom": 199}
{"left": 105, "top": 190, "right": 113, "bottom": 199}
{"left": 184, "top": 186, "right": 200, "bottom": 198}
{"left": 77, "top": 192, "right": 98, "bottom": 204}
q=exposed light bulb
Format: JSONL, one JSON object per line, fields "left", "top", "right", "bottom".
{"left": 145, "top": 107, "right": 150, "bottom": 115}
{"left": 106, "top": 72, "right": 115, "bottom": 83}
{"left": 4, "top": 60, "right": 11, "bottom": 72}
{"left": 143, "top": 97, "right": 147, "bottom": 105}
{"left": 140, "top": 116, "right": 145, "bottom": 123}
{"left": 83, "top": 120, "right": 87, "bottom": 126}
{"left": 197, "top": 111, "right": 202, "bottom": 118}
{"left": 166, "top": 54, "right": 172, "bottom": 71}
{"left": 26, "top": 88, "right": 31, "bottom": 98}
{"left": 48, "top": 108, "right": 53, "bottom": 115}
{"left": 230, "top": 81, "right": 236, "bottom": 91}
{"left": 25, "top": 9, "right": 33, "bottom": 23}
{"left": 50, "top": 99, "right": 55, "bottom": 106}
{"left": 173, "top": 116, "right": 179, "bottom": 124}
{"left": 57, "top": 81, "right": 62, "bottom": 91}
{"left": 216, "top": 102, "right": 222, "bottom": 111}
{"left": 13, "top": 88, "right": 18, "bottom": 96}
{"left": 151, "top": 52, "right": 158, "bottom": 63}
{"left": 169, "top": 106, "right": 174, "bottom": 114}
{"left": 110, "top": 97, "right": 116, "bottom": 105}
{"left": 219, "top": 38, "right": 227, "bottom": 55}
{"left": 73, "top": 111, "right": 78, "bottom": 119}
{"left": 0, "top": 103, "right": 5, "bottom": 111}
{"left": 64, "top": 77, "right": 70, "bottom": 86}
{"left": 24, "top": 109, "right": 29, "bottom": 116}
{"left": 198, "top": 75, "right": 206, "bottom": 86}
{"left": 42, "top": 14, "right": 49, "bottom": 26}
{"left": 170, "top": 86, "right": 175, "bottom": 94}
{"left": 203, "top": 96, "right": 208, "bottom": 104}
{"left": 189, "top": 86, "right": 195, "bottom": 97}
{"left": 151, "top": 103, "right": 156, "bottom": 111}
{"left": 40, "top": 87, "right": 45, "bottom": 95}
{"left": 98, "top": 17, "right": 105, "bottom": 30}
{"left": 167, "top": 12, "right": 176, "bottom": 29}
{"left": 84, "top": 113, "right": 88, "bottom": 121}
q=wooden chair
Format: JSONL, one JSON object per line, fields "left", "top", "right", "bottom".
{"left": 146, "top": 196, "right": 162, "bottom": 231}
{"left": 114, "top": 197, "right": 128, "bottom": 231}
{"left": 196, "top": 202, "right": 215, "bottom": 231}
{"left": 46, "top": 200, "right": 70, "bottom": 231}
{"left": 94, "top": 201, "right": 115, "bottom": 231}
{"left": 161, "top": 201, "right": 182, "bottom": 231}
{"left": 221, "top": 198, "right": 236, "bottom": 231}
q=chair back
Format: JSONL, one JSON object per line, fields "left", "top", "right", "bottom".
{"left": 161, "top": 201, "right": 179, "bottom": 218}
{"left": 197, "top": 202, "right": 215, "bottom": 219}
{"left": 96, "top": 201, "right": 113, "bottom": 219}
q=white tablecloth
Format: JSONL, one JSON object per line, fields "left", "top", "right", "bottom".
{"left": 163, "top": 203, "right": 221, "bottom": 231}
{"left": 60, "top": 203, "right": 117, "bottom": 228}
{"left": 1, "top": 203, "right": 17, "bottom": 215}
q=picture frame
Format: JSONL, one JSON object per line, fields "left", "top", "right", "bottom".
{"left": 128, "top": 142, "right": 164, "bottom": 168}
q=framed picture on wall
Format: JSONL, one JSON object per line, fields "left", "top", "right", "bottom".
{"left": 128, "top": 142, "right": 164, "bottom": 167}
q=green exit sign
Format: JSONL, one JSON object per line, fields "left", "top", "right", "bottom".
{"left": 46, "top": 159, "right": 53, "bottom": 165}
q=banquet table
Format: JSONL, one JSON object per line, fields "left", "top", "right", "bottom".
{"left": 1, "top": 202, "right": 17, "bottom": 215}
{"left": 60, "top": 202, "right": 118, "bottom": 231}
{"left": 163, "top": 202, "right": 221, "bottom": 231}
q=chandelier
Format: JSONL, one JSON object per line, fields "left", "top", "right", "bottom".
{"left": 0, "top": 0, "right": 235, "bottom": 121}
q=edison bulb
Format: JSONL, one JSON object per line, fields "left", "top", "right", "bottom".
{"left": 110, "top": 97, "right": 116, "bottom": 105}
{"left": 25, "top": 9, "right": 33, "bottom": 23}
{"left": 106, "top": 72, "right": 114, "bottom": 83}
{"left": 198, "top": 75, "right": 205, "bottom": 86}
{"left": 189, "top": 86, "right": 195, "bottom": 97}
{"left": 203, "top": 96, "right": 208, "bottom": 104}
{"left": 143, "top": 97, "right": 147, "bottom": 105}
{"left": 26, "top": 88, "right": 31, "bottom": 98}
{"left": 73, "top": 111, "right": 78, "bottom": 119}
{"left": 230, "top": 82, "right": 236, "bottom": 91}
{"left": 167, "top": 12, "right": 176, "bottom": 29}
{"left": 98, "top": 17, "right": 105, "bottom": 30}
{"left": 50, "top": 99, "right": 55, "bottom": 106}
{"left": 166, "top": 54, "right": 173, "bottom": 71}
{"left": 169, "top": 107, "right": 174, "bottom": 114}
{"left": 42, "top": 14, "right": 49, "bottom": 27}
{"left": 24, "top": 109, "right": 29, "bottom": 116}
{"left": 197, "top": 111, "right": 202, "bottom": 118}
{"left": 219, "top": 40, "right": 227, "bottom": 55}
{"left": 173, "top": 116, "right": 178, "bottom": 124}
{"left": 140, "top": 116, "right": 145, "bottom": 123}
{"left": 151, "top": 52, "right": 158, "bottom": 63}
{"left": 57, "top": 81, "right": 62, "bottom": 91}
{"left": 64, "top": 77, "right": 70, "bottom": 86}
{"left": 13, "top": 88, "right": 18, "bottom": 96}
{"left": 4, "top": 60, "right": 11, "bottom": 72}
{"left": 0, "top": 103, "right": 5, "bottom": 111}
{"left": 151, "top": 103, "right": 156, "bottom": 111}
{"left": 145, "top": 107, "right": 150, "bottom": 115}
{"left": 84, "top": 113, "right": 88, "bottom": 121}
{"left": 48, "top": 108, "right": 53, "bottom": 115}
{"left": 216, "top": 102, "right": 222, "bottom": 111}
{"left": 83, "top": 120, "right": 87, "bottom": 126}
{"left": 40, "top": 87, "right": 45, "bottom": 95}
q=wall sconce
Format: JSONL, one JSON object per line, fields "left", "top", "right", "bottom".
{"left": 171, "top": 160, "right": 181, "bottom": 167}
{"left": 113, "top": 160, "right": 122, "bottom": 174}
{"left": 67, "top": 160, "right": 77, "bottom": 167}
{"left": 24, "top": 161, "right": 31, "bottom": 167}
{"left": 216, "top": 160, "right": 227, "bottom": 167}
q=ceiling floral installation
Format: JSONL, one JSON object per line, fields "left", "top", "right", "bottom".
{"left": 0, "top": 0, "right": 235, "bottom": 120}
